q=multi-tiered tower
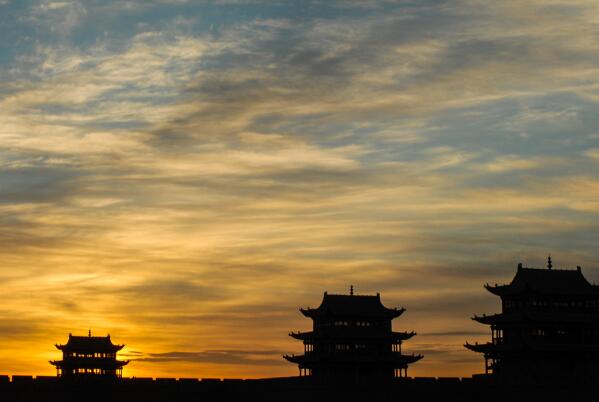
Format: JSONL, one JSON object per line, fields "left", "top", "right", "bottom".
{"left": 284, "top": 287, "right": 422, "bottom": 383}
{"left": 466, "top": 258, "right": 599, "bottom": 383}
{"left": 50, "top": 332, "right": 129, "bottom": 378}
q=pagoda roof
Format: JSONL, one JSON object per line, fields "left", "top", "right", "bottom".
{"left": 527, "top": 344, "right": 599, "bottom": 353}
{"left": 56, "top": 333, "right": 124, "bottom": 352}
{"left": 465, "top": 342, "right": 599, "bottom": 355}
{"left": 290, "top": 329, "right": 415, "bottom": 341}
{"left": 50, "top": 359, "right": 129, "bottom": 369}
{"left": 283, "top": 352, "right": 422, "bottom": 366}
{"left": 300, "top": 292, "right": 404, "bottom": 319}
{"left": 484, "top": 264, "right": 599, "bottom": 297}
{"left": 473, "top": 311, "right": 599, "bottom": 325}
{"left": 464, "top": 342, "right": 523, "bottom": 354}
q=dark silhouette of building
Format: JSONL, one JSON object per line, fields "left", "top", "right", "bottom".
{"left": 465, "top": 257, "right": 599, "bottom": 383}
{"left": 50, "top": 331, "right": 129, "bottom": 378}
{"left": 284, "top": 286, "right": 422, "bottom": 383}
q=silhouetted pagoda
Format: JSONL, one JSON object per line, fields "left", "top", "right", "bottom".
{"left": 465, "top": 257, "right": 599, "bottom": 383}
{"left": 50, "top": 331, "right": 129, "bottom": 378}
{"left": 284, "top": 287, "right": 422, "bottom": 383}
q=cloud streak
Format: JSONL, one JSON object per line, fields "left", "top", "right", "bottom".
{"left": 0, "top": 0, "right": 598, "bottom": 379}
{"left": 136, "top": 350, "right": 284, "bottom": 366}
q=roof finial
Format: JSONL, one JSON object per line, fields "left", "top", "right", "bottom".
{"left": 350, "top": 285, "right": 354, "bottom": 296}
{"left": 88, "top": 329, "right": 92, "bottom": 337}
{"left": 547, "top": 255, "right": 552, "bottom": 270}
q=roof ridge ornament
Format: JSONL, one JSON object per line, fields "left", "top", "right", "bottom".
{"left": 350, "top": 285, "right": 354, "bottom": 296}
{"left": 547, "top": 255, "right": 552, "bottom": 270}
{"left": 88, "top": 329, "right": 91, "bottom": 337}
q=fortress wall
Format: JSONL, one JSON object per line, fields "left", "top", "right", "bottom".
{"left": 0, "top": 374, "right": 593, "bottom": 402}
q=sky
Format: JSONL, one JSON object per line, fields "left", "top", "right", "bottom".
{"left": 0, "top": 0, "right": 598, "bottom": 379}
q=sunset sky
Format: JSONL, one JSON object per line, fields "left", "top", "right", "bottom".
{"left": 1, "top": 0, "right": 598, "bottom": 379}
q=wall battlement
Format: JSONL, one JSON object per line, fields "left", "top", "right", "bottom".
{"left": 0, "top": 374, "right": 596, "bottom": 402}
{"left": 1, "top": 374, "right": 473, "bottom": 384}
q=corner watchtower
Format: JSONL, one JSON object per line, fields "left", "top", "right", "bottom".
{"left": 465, "top": 258, "right": 599, "bottom": 384}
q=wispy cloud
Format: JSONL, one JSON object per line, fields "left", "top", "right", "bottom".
{"left": 0, "top": 0, "right": 597, "bottom": 379}
{"left": 136, "top": 350, "right": 284, "bottom": 366}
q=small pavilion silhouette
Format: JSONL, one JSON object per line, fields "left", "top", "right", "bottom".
{"left": 50, "top": 331, "right": 129, "bottom": 378}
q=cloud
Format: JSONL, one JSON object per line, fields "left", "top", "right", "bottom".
{"left": 27, "top": 0, "right": 88, "bottom": 37}
{"left": 420, "top": 331, "right": 489, "bottom": 337}
{"left": 586, "top": 148, "right": 599, "bottom": 160}
{"left": 136, "top": 350, "right": 284, "bottom": 366}
{"left": 0, "top": 318, "right": 41, "bottom": 339}
{"left": 0, "top": 0, "right": 598, "bottom": 379}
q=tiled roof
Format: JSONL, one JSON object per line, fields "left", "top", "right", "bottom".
{"left": 301, "top": 293, "right": 404, "bottom": 319}
{"left": 56, "top": 334, "right": 124, "bottom": 352}
{"left": 485, "top": 267, "right": 598, "bottom": 297}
